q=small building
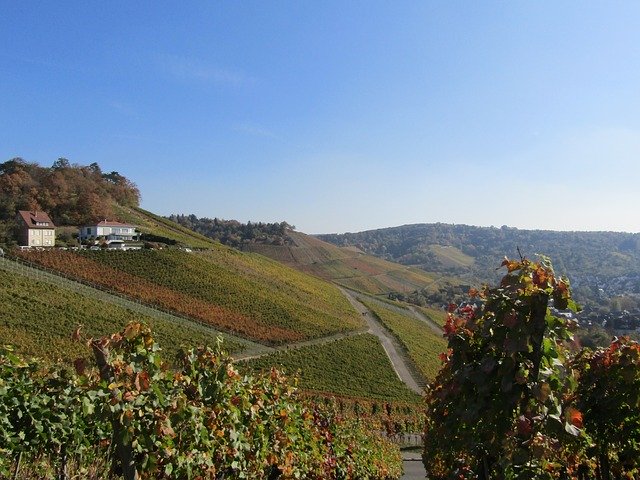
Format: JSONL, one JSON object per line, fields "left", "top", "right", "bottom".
{"left": 16, "top": 210, "right": 56, "bottom": 247}
{"left": 79, "top": 220, "right": 138, "bottom": 242}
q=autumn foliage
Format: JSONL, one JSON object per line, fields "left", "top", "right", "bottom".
{"left": 0, "top": 158, "right": 140, "bottom": 226}
{"left": 575, "top": 337, "right": 640, "bottom": 479}
{"left": 423, "top": 257, "right": 640, "bottom": 479}
{"left": 0, "top": 322, "right": 402, "bottom": 479}
{"left": 16, "top": 249, "right": 301, "bottom": 344}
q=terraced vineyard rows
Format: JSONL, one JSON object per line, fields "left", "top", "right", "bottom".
{"left": 360, "top": 300, "right": 447, "bottom": 381}
{"left": 17, "top": 249, "right": 364, "bottom": 345}
{"left": 0, "top": 268, "right": 244, "bottom": 361}
{"left": 244, "top": 334, "right": 420, "bottom": 402}
{"left": 0, "top": 322, "right": 403, "bottom": 479}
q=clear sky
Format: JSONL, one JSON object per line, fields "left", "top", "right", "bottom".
{"left": 2, "top": 2, "right": 639, "bottom": 234}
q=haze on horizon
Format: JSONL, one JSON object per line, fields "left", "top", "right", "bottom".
{"left": 2, "top": 2, "right": 639, "bottom": 235}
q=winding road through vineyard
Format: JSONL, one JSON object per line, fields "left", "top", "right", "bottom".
{"left": 2, "top": 254, "right": 431, "bottom": 396}
{"left": 338, "top": 288, "right": 426, "bottom": 394}
{"left": 238, "top": 287, "right": 430, "bottom": 395}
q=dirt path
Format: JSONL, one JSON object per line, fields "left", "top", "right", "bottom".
{"left": 233, "top": 327, "right": 368, "bottom": 361}
{"left": 338, "top": 288, "right": 424, "bottom": 394}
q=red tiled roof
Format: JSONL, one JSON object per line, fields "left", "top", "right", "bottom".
{"left": 17, "top": 210, "right": 56, "bottom": 229}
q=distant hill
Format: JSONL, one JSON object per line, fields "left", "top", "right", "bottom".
{"left": 318, "top": 224, "right": 640, "bottom": 309}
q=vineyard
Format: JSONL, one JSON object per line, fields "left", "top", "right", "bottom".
{"left": 416, "top": 305, "right": 448, "bottom": 326}
{"left": 16, "top": 249, "right": 364, "bottom": 345}
{"left": 0, "top": 268, "right": 245, "bottom": 361}
{"left": 244, "top": 334, "right": 420, "bottom": 402}
{"left": 244, "top": 231, "right": 444, "bottom": 297}
{"left": 0, "top": 322, "right": 403, "bottom": 479}
{"left": 301, "top": 391, "right": 424, "bottom": 436}
{"left": 423, "top": 258, "right": 640, "bottom": 479}
{"left": 426, "top": 244, "right": 475, "bottom": 268}
{"left": 360, "top": 300, "right": 447, "bottom": 381}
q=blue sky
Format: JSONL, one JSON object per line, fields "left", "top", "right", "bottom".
{"left": 2, "top": 2, "right": 639, "bottom": 233}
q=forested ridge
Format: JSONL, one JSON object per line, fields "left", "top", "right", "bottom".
{"left": 167, "top": 213, "right": 293, "bottom": 248}
{"left": 319, "top": 223, "right": 640, "bottom": 309}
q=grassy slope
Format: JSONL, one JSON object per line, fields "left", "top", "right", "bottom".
{"left": 361, "top": 300, "right": 447, "bottom": 381}
{"left": 0, "top": 268, "right": 244, "bottom": 362}
{"left": 246, "top": 231, "right": 444, "bottom": 296}
{"left": 244, "top": 334, "right": 420, "bottom": 402}
{"left": 428, "top": 245, "right": 475, "bottom": 268}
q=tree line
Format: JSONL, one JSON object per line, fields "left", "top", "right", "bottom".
{"left": 167, "top": 213, "right": 294, "bottom": 249}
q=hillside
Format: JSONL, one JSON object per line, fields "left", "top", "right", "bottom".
{"left": 166, "top": 212, "right": 450, "bottom": 297}
{"left": 243, "top": 230, "right": 450, "bottom": 297}
{"left": 0, "top": 160, "right": 446, "bottom": 404}
{"left": 318, "top": 223, "right": 640, "bottom": 309}
{"left": 112, "top": 205, "right": 218, "bottom": 249}
{"left": 15, "top": 247, "right": 365, "bottom": 345}
{"left": 0, "top": 265, "right": 248, "bottom": 361}
{"left": 245, "top": 334, "right": 419, "bottom": 402}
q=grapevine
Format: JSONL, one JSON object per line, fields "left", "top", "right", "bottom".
{"left": 0, "top": 322, "right": 402, "bottom": 479}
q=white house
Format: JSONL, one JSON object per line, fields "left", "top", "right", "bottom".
{"left": 16, "top": 210, "right": 56, "bottom": 247}
{"left": 79, "top": 220, "right": 138, "bottom": 242}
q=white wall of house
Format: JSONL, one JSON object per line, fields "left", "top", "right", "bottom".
{"left": 96, "top": 226, "right": 135, "bottom": 237}
{"left": 27, "top": 228, "right": 55, "bottom": 246}
{"left": 80, "top": 224, "right": 136, "bottom": 240}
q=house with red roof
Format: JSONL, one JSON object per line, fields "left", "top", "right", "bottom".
{"left": 16, "top": 210, "right": 56, "bottom": 247}
{"left": 79, "top": 220, "right": 139, "bottom": 242}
